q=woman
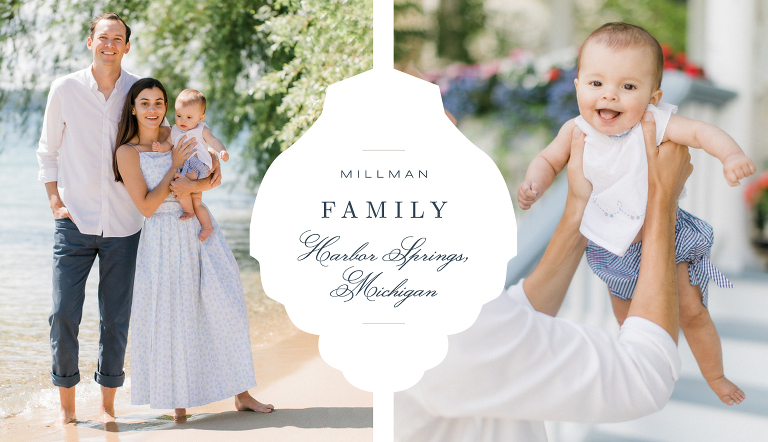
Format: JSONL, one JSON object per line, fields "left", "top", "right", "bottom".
{"left": 113, "top": 78, "right": 273, "bottom": 420}
{"left": 395, "top": 117, "right": 692, "bottom": 441}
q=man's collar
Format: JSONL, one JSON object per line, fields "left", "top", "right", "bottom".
{"left": 86, "top": 65, "right": 98, "bottom": 91}
{"left": 86, "top": 64, "right": 125, "bottom": 91}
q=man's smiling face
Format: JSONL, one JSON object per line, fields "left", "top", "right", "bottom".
{"left": 87, "top": 19, "right": 130, "bottom": 68}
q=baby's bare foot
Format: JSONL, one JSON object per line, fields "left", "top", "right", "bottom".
{"left": 198, "top": 226, "right": 214, "bottom": 242}
{"left": 179, "top": 212, "right": 194, "bottom": 220}
{"left": 707, "top": 376, "right": 745, "bottom": 405}
{"left": 173, "top": 408, "right": 187, "bottom": 422}
{"left": 235, "top": 392, "right": 274, "bottom": 413}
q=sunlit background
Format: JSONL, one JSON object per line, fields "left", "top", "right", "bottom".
{"left": 393, "top": 1, "right": 768, "bottom": 441}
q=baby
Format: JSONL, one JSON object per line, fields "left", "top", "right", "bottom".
{"left": 153, "top": 89, "right": 229, "bottom": 241}
{"left": 518, "top": 23, "right": 755, "bottom": 405}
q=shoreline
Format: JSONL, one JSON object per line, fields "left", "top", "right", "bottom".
{"left": 0, "top": 327, "right": 373, "bottom": 441}
{"left": 0, "top": 269, "right": 372, "bottom": 441}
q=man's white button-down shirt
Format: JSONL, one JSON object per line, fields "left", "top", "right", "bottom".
{"left": 37, "top": 66, "right": 144, "bottom": 237}
{"left": 395, "top": 281, "right": 681, "bottom": 441}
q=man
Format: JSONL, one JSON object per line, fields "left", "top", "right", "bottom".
{"left": 36, "top": 12, "right": 219, "bottom": 425}
{"left": 395, "top": 115, "right": 692, "bottom": 441}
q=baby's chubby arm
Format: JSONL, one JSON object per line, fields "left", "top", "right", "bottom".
{"left": 152, "top": 126, "right": 173, "bottom": 152}
{"left": 202, "top": 125, "right": 229, "bottom": 162}
{"left": 664, "top": 114, "right": 756, "bottom": 186}
{"left": 518, "top": 118, "right": 576, "bottom": 209}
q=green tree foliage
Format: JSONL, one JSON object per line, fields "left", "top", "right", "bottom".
{"left": 1, "top": 0, "right": 372, "bottom": 183}
{"left": 1, "top": 0, "right": 100, "bottom": 121}
{"left": 436, "top": 0, "right": 485, "bottom": 63}
{"left": 112, "top": 0, "right": 372, "bottom": 183}
{"left": 394, "top": 0, "right": 427, "bottom": 65}
{"left": 590, "top": 0, "right": 687, "bottom": 51}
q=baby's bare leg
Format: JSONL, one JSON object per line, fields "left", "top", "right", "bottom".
{"left": 178, "top": 171, "right": 199, "bottom": 220}
{"left": 192, "top": 192, "right": 214, "bottom": 242}
{"left": 678, "top": 262, "right": 745, "bottom": 405}
{"left": 610, "top": 289, "right": 632, "bottom": 326}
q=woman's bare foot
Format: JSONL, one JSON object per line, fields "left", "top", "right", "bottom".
{"left": 234, "top": 391, "right": 274, "bottom": 413}
{"left": 179, "top": 212, "right": 195, "bottom": 220}
{"left": 174, "top": 408, "right": 187, "bottom": 422}
{"left": 708, "top": 376, "right": 746, "bottom": 405}
{"left": 198, "top": 226, "right": 214, "bottom": 242}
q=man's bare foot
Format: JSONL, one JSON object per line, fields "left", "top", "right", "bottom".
{"left": 56, "top": 409, "right": 77, "bottom": 426}
{"left": 198, "top": 226, "right": 214, "bottom": 242}
{"left": 708, "top": 376, "right": 746, "bottom": 405}
{"left": 235, "top": 391, "right": 274, "bottom": 413}
{"left": 98, "top": 407, "right": 116, "bottom": 423}
{"left": 179, "top": 212, "right": 195, "bottom": 220}
{"left": 57, "top": 386, "right": 77, "bottom": 426}
{"left": 174, "top": 408, "right": 187, "bottom": 422}
{"left": 99, "top": 386, "right": 117, "bottom": 423}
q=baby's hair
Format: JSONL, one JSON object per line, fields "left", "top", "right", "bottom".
{"left": 90, "top": 12, "right": 131, "bottom": 43}
{"left": 578, "top": 22, "right": 664, "bottom": 90}
{"left": 175, "top": 89, "right": 207, "bottom": 113}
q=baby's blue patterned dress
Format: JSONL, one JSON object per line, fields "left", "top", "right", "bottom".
{"left": 129, "top": 150, "right": 257, "bottom": 409}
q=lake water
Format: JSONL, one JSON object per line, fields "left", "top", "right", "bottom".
{"left": 0, "top": 118, "right": 291, "bottom": 418}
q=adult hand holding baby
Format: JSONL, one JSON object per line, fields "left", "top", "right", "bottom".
{"left": 565, "top": 126, "right": 592, "bottom": 205}
{"left": 169, "top": 145, "right": 223, "bottom": 199}
{"left": 643, "top": 112, "right": 693, "bottom": 206}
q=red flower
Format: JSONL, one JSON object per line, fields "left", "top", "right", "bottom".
{"left": 744, "top": 171, "right": 768, "bottom": 206}
{"left": 684, "top": 65, "right": 701, "bottom": 78}
{"left": 547, "top": 67, "right": 561, "bottom": 82}
{"left": 661, "top": 44, "right": 672, "bottom": 59}
{"left": 661, "top": 44, "right": 705, "bottom": 80}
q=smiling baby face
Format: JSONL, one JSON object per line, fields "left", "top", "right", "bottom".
{"left": 575, "top": 42, "right": 662, "bottom": 136}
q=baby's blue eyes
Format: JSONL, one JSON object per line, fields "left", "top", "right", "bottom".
{"left": 589, "top": 81, "right": 602, "bottom": 87}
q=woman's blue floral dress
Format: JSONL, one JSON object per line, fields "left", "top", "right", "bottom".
{"left": 130, "top": 150, "right": 256, "bottom": 409}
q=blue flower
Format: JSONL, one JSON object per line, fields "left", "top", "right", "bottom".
{"left": 545, "top": 68, "right": 579, "bottom": 129}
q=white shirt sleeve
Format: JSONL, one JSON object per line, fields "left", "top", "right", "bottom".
{"left": 403, "top": 280, "right": 680, "bottom": 423}
{"left": 37, "top": 83, "right": 64, "bottom": 183}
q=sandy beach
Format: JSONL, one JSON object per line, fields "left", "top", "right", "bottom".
{"left": 0, "top": 266, "right": 373, "bottom": 442}
{"left": 0, "top": 327, "right": 373, "bottom": 442}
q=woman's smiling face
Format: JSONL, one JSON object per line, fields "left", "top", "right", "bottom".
{"left": 575, "top": 42, "right": 662, "bottom": 135}
{"left": 133, "top": 87, "right": 167, "bottom": 129}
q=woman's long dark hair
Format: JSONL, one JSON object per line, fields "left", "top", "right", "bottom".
{"left": 113, "top": 78, "right": 168, "bottom": 182}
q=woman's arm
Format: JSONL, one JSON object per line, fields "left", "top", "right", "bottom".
{"left": 116, "top": 137, "right": 195, "bottom": 217}
{"left": 627, "top": 113, "right": 693, "bottom": 343}
{"left": 524, "top": 125, "right": 591, "bottom": 315}
{"left": 403, "top": 281, "right": 681, "bottom": 425}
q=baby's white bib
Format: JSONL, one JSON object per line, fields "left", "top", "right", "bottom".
{"left": 171, "top": 122, "right": 212, "bottom": 170}
{"left": 575, "top": 102, "right": 678, "bottom": 256}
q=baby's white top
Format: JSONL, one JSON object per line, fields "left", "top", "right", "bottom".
{"left": 575, "top": 102, "right": 681, "bottom": 256}
{"left": 171, "top": 122, "right": 212, "bottom": 169}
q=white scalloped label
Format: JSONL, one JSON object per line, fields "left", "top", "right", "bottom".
{"left": 251, "top": 69, "right": 516, "bottom": 392}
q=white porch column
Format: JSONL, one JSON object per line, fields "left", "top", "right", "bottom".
{"left": 549, "top": 0, "right": 574, "bottom": 50}
{"left": 684, "top": 0, "right": 757, "bottom": 272}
